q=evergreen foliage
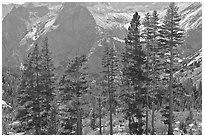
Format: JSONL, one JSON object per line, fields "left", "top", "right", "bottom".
{"left": 101, "top": 37, "right": 119, "bottom": 135}
{"left": 15, "top": 37, "right": 56, "bottom": 135}
{"left": 158, "top": 2, "right": 184, "bottom": 134}
{"left": 16, "top": 44, "right": 42, "bottom": 134}
{"left": 58, "top": 55, "right": 88, "bottom": 135}
{"left": 40, "top": 37, "right": 57, "bottom": 134}
{"left": 122, "top": 12, "right": 148, "bottom": 135}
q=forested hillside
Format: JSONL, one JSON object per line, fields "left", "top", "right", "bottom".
{"left": 2, "top": 2, "right": 202, "bottom": 135}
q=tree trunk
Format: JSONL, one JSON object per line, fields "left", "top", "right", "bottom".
{"left": 79, "top": 109, "right": 82, "bottom": 135}
{"left": 151, "top": 102, "right": 155, "bottom": 135}
{"left": 128, "top": 116, "right": 131, "bottom": 135}
{"left": 108, "top": 65, "right": 113, "bottom": 135}
{"left": 35, "top": 56, "right": 41, "bottom": 135}
{"left": 77, "top": 102, "right": 82, "bottom": 135}
{"left": 99, "top": 97, "right": 102, "bottom": 135}
{"left": 138, "top": 104, "right": 143, "bottom": 135}
{"left": 109, "top": 92, "right": 113, "bottom": 135}
{"left": 145, "top": 90, "right": 149, "bottom": 135}
{"left": 91, "top": 97, "right": 96, "bottom": 129}
{"left": 145, "top": 38, "right": 150, "bottom": 135}
{"left": 168, "top": 38, "right": 174, "bottom": 135}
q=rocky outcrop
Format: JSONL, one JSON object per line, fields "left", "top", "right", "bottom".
{"left": 180, "top": 2, "right": 202, "bottom": 56}
{"left": 2, "top": 6, "right": 29, "bottom": 66}
{"left": 2, "top": 2, "right": 98, "bottom": 67}
{"left": 45, "top": 3, "right": 98, "bottom": 66}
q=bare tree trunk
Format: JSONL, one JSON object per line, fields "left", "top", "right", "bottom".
{"left": 79, "top": 109, "right": 82, "bottom": 135}
{"left": 128, "top": 116, "right": 131, "bottom": 134}
{"left": 145, "top": 90, "right": 149, "bottom": 135}
{"left": 91, "top": 97, "right": 96, "bottom": 130}
{"left": 76, "top": 102, "right": 82, "bottom": 135}
{"left": 151, "top": 102, "right": 155, "bottom": 135}
{"left": 99, "top": 97, "right": 102, "bottom": 135}
{"left": 77, "top": 105, "right": 79, "bottom": 134}
{"left": 108, "top": 65, "right": 113, "bottom": 135}
{"left": 109, "top": 91, "right": 113, "bottom": 135}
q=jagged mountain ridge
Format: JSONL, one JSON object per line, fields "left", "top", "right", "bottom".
{"left": 2, "top": 2, "right": 202, "bottom": 75}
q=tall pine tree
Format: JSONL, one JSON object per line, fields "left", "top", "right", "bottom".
{"left": 58, "top": 55, "right": 88, "bottom": 135}
{"left": 158, "top": 2, "right": 183, "bottom": 134}
{"left": 16, "top": 38, "right": 56, "bottom": 135}
{"left": 122, "top": 12, "right": 148, "bottom": 135}
{"left": 102, "top": 37, "right": 119, "bottom": 135}
{"left": 40, "top": 37, "right": 57, "bottom": 134}
{"left": 142, "top": 12, "right": 151, "bottom": 135}
{"left": 16, "top": 44, "right": 42, "bottom": 134}
{"left": 142, "top": 10, "right": 161, "bottom": 135}
{"left": 149, "top": 10, "right": 161, "bottom": 135}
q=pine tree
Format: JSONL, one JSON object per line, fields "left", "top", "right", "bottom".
{"left": 142, "top": 12, "right": 151, "bottom": 135}
{"left": 88, "top": 74, "right": 106, "bottom": 133}
{"left": 158, "top": 2, "right": 183, "bottom": 134}
{"left": 40, "top": 37, "right": 56, "bottom": 134}
{"left": 16, "top": 44, "right": 42, "bottom": 134}
{"left": 58, "top": 55, "right": 88, "bottom": 135}
{"left": 149, "top": 10, "right": 160, "bottom": 135}
{"left": 122, "top": 12, "right": 148, "bottom": 135}
{"left": 15, "top": 38, "right": 56, "bottom": 135}
{"left": 101, "top": 38, "right": 119, "bottom": 135}
{"left": 97, "top": 76, "right": 107, "bottom": 135}
{"left": 142, "top": 10, "right": 161, "bottom": 135}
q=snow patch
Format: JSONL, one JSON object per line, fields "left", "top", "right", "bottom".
{"left": 113, "top": 37, "right": 125, "bottom": 43}
{"left": 45, "top": 17, "right": 56, "bottom": 28}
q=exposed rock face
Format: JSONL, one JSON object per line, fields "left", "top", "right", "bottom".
{"left": 2, "top": 6, "right": 29, "bottom": 66}
{"left": 179, "top": 2, "right": 202, "bottom": 56}
{"left": 45, "top": 3, "right": 98, "bottom": 65}
{"left": 2, "top": 2, "right": 98, "bottom": 67}
{"left": 2, "top": 4, "right": 18, "bottom": 19}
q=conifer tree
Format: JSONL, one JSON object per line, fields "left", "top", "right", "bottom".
{"left": 158, "top": 2, "right": 183, "bottom": 134}
{"left": 142, "top": 12, "right": 151, "bottom": 135}
{"left": 16, "top": 44, "right": 42, "bottom": 134}
{"left": 40, "top": 37, "right": 56, "bottom": 134}
{"left": 142, "top": 10, "right": 161, "bottom": 135}
{"left": 149, "top": 10, "right": 160, "bottom": 135}
{"left": 58, "top": 55, "right": 88, "bottom": 135}
{"left": 122, "top": 12, "right": 148, "bottom": 135}
{"left": 16, "top": 38, "right": 56, "bottom": 135}
{"left": 102, "top": 38, "right": 119, "bottom": 135}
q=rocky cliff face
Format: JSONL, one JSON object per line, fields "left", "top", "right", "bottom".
{"left": 179, "top": 2, "right": 202, "bottom": 57}
{"left": 2, "top": 3, "right": 18, "bottom": 19}
{"left": 45, "top": 3, "right": 98, "bottom": 66}
{"left": 2, "top": 2, "right": 98, "bottom": 68}
{"left": 2, "top": 6, "right": 29, "bottom": 66}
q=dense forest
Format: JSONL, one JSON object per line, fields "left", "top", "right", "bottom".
{"left": 2, "top": 2, "right": 202, "bottom": 135}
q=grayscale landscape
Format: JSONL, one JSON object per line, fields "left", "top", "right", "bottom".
{"left": 2, "top": 2, "right": 202, "bottom": 135}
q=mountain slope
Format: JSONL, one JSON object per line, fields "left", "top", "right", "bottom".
{"left": 2, "top": 2, "right": 202, "bottom": 75}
